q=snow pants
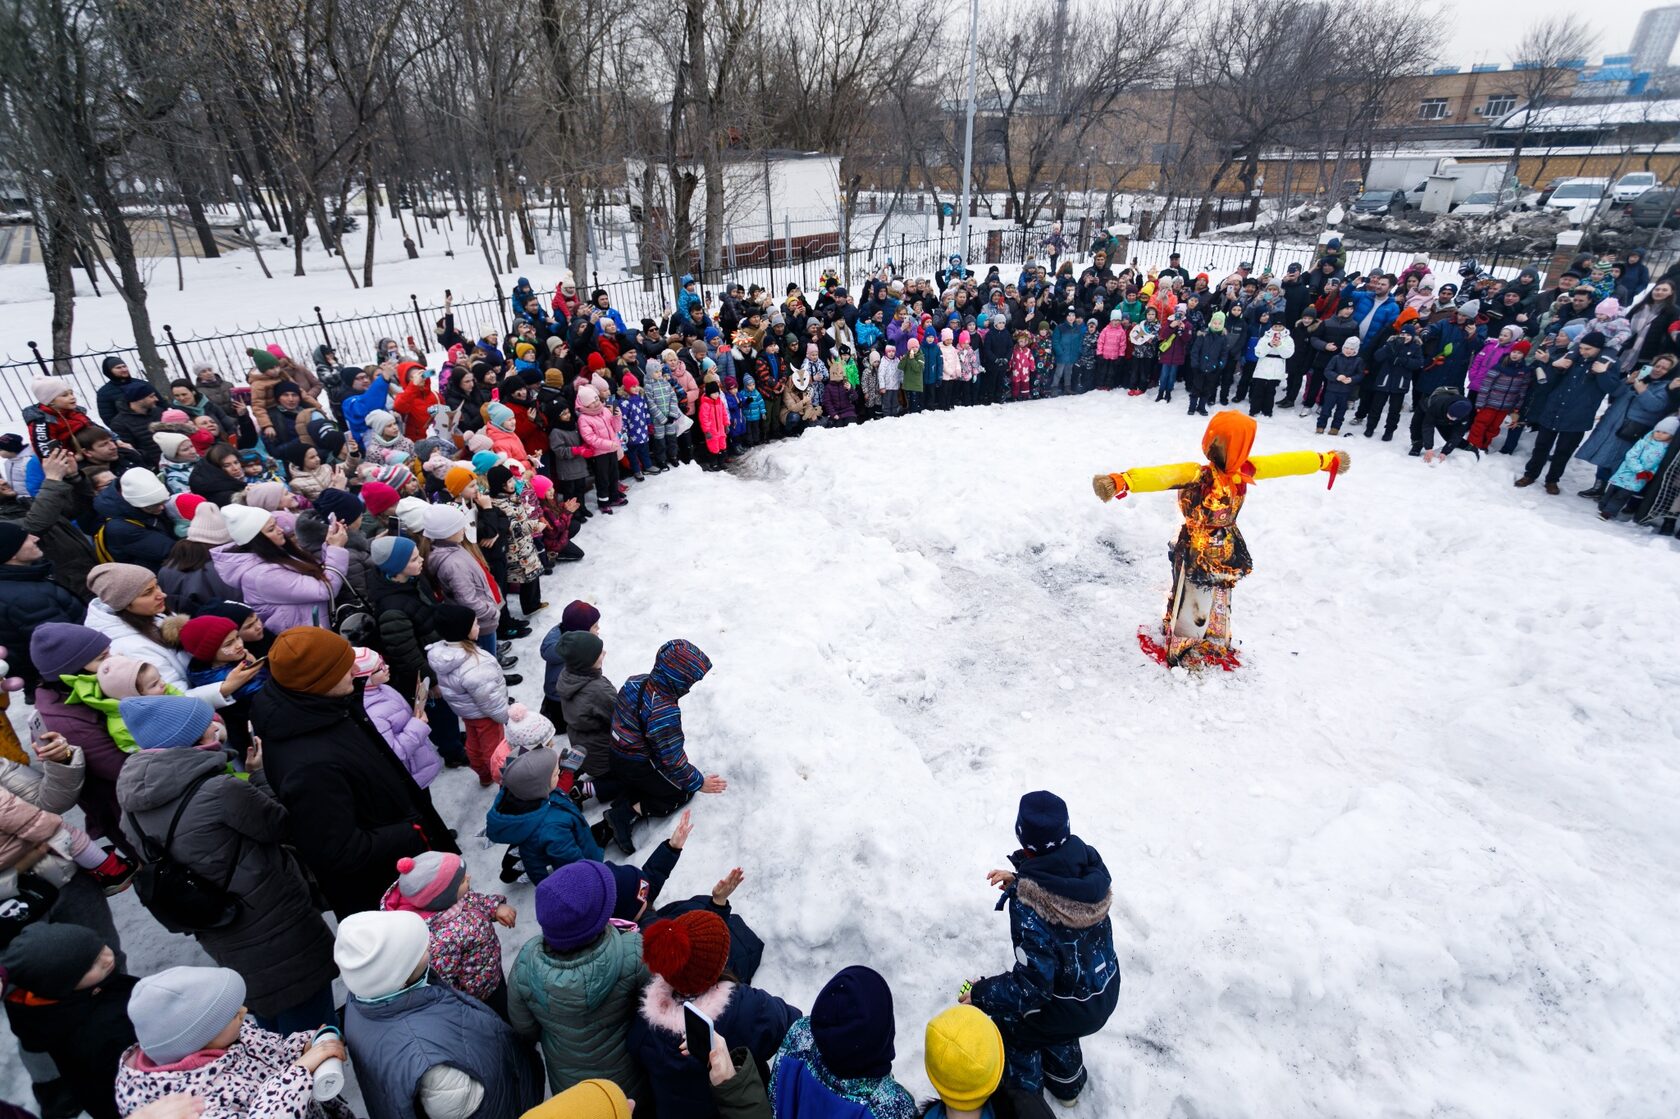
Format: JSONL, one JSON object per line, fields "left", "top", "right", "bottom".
{"left": 1467, "top": 407, "right": 1508, "bottom": 450}
{"left": 997, "top": 1014, "right": 1089, "bottom": 1102}
{"left": 610, "top": 755, "right": 696, "bottom": 818}
{"left": 1317, "top": 390, "right": 1354, "bottom": 431}
{"left": 1247, "top": 379, "right": 1278, "bottom": 417}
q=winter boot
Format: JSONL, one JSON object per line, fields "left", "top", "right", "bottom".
{"left": 32, "top": 1079, "right": 80, "bottom": 1119}
{"left": 1328, "top": 427, "right": 1341, "bottom": 437}
{"left": 589, "top": 819, "right": 613, "bottom": 849}
{"left": 1514, "top": 476, "right": 1536, "bottom": 487}
{"left": 1544, "top": 482, "right": 1561, "bottom": 495}
{"left": 1577, "top": 483, "right": 1605, "bottom": 498}
{"left": 1315, "top": 426, "right": 1325, "bottom": 435}
{"left": 605, "top": 803, "right": 638, "bottom": 856}
{"left": 88, "top": 849, "right": 138, "bottom": 896}
{"left": 499, "top": 850, "right": 524, "bottom": 884}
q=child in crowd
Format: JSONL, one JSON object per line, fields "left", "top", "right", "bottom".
{"left": 698, "top": 376, "right": 730, "bottom": 469}
{"left": 739, "top": 374, "right": 767, "bottom": 445}
{"left": 1008, "top": 332, "right": 1036, "bottom": 401}
{"left": 113, "top": 966, "right": 352, "bottom": 1119}
{"left": 353, "top": 646, "right": 442, "bottom": 788}
{"left": 538, "top": 599, "right": 600, "bottom": 732}
{"left": 605, "top": 639, "right": 724, "bottom": 856}
{"left": 877, "top": 345, "right": 902, "bottom": 417}
{"left": 380, "top": 852, "right": 516, "bottom": 1014}
{"left": 1468, "top": 341, "right": 1533, "bottom": 451}
{"left": 486, "top": 746, "right": 603, "bottom": 884}
{"left": 618, "top": 373, "right": 654, "bottom": 480}
{"left": 507, "top": 861, "right": 648, "bottom": 1099}
{"left": 770, "top": 966, "right": 917, "bottom": 1119}
{"left": 554, "top": 628, "right": 619, "bottom": 805}
{"left": 336, "top": 912, "right": 541, "bottom": 1119}
{"left": 77, "top": 655, "right": 177, "bottom": 755}
{"left": 1600, "top": 417, "right": 1678, "bottom": 520}
{"left": 427, "top": 603, "right": 509, "bottom": 786}
{"left": 178, "top": 616, "right": 266, "bottom": 756}
{"left": 1316, "top": 335, "right": 1364, "bottom": 436}
{"left": 1097, "top": 311, "right": 1129, "bottom": 391}
{"left": 529, "top": 475, "right": 583, "bottom": 565}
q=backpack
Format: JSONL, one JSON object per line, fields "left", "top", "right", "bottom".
{"left": 92, "top": 517, "right": 146, "bottom": 564}
{"left": 129, "top": 771, "right": 242, "bottom": 934}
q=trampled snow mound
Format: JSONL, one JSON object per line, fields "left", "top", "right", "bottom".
{"left": 7, "top": 396, "right": 1677, "bottom": 1118}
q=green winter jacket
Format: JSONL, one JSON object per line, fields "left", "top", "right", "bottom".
{"left": 900, "top": 351, "right": 925, "bottom": 393}
{"left": 507, "top": 926, "right": 649, "bottom": 1098}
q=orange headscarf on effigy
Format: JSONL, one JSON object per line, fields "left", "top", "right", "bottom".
{"left": 1201, "top": 410, "right": 1257, "bottom": 498}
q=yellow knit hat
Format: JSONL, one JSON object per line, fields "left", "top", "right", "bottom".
{"left": 924, "top": 1005, "right": 1004, "bottom": 1109}
{"left": 518, "top": 1079, "right": 630, "bottom": 1119}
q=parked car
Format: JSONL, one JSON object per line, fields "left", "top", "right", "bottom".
{"left": 1612, "top": 172, "right": 1659, "bottom": 204}
{"left": 1451, "top": 189, "right": 1529, "bottom": 216}
{"left": 1540, "top": 178, "right": 1610, "bottom": 218}
{"left": 1631, "top": 189, "right": 1680, "bottom": 228}
{"left": 1535, "top": 177, "right": 1573, "bottom": 206}
{"left": 1351, "top": 189, "right": 1409, "bottom": 216}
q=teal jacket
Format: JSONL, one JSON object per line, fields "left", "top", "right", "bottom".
{"left": 507, "top": 926, "right": 649, "bottom": 1098}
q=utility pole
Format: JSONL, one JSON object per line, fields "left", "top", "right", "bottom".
{"left": 957, "top": 0, "right": 979, "bottom": 265}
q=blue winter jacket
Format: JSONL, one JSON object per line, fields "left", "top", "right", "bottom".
{"left": 620, "top": 392, "right": 652, "bottom": 446}
{"left": 770, "top": 1018, "right": 918, "bottom": 1119}
{"left": 1610, "top": 431, "right": 1672, "bottom": 492}
{"left": 676, "top": 277, "right": 704, "bottom": 322}
{"left": 92, "top": 483, "right": 175, "bottom": 570}
{"left": 485, "top": 789, "right": 604, "bottom": 884}
{"left": 1051, "top": 322, "right": 1085, "bottom": 364}
{"left": 340, "top": 378, "right": 394, "bottom": 448}
{"left": 971, "top": 836, "right": 1120, "bottom": 1040}
{"left": 1346, "top": 289, "right": 1400, "bottom": 341}
{"left": 922, "top": 340, "right": 944, "bottom": 385}
{"left": 611, "top": 639, "right": 711, "bottom": 793}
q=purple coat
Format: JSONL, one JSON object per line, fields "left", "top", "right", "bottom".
{"left": 1466, "top": 338, "right": 1514, "bottom": 395}
{"left": 33, "top": 683, "right": 126, "bottom": 848}
{"left": 821, "top": 379, "right": 856, "bottom": 421}
{"left": 211, "top": 545, "right": 349, "bottom": 631}
{"left": 362, "top": 682, "right": 442, "bottom": 788}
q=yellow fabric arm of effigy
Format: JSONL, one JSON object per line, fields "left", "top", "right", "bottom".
{"left": 1092, "top": 450, "right": 1349, "bottom": 502}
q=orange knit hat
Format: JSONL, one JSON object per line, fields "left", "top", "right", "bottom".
{"left": 444, "top": 465, "right": 476, "bottom": 497}
{"left": 268, "top": 627, "right": 356, "bottom": 695}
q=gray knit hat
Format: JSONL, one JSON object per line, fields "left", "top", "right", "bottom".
{"left": 129, "top": 966, "right": 247, "bottom": 1063}
{"left": 502, "top": 747, "right": 559, "bottom": 801}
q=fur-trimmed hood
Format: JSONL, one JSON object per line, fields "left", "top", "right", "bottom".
{"left": 1017, "top": 874, "right": 1112, "bottom": 930}
{"left": 638, "top": 974, "right": 736, "bottom": 1036}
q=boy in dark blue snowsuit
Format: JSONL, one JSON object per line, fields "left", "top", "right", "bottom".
{"left": 965, "top": 791, "right": 1120, "bottom": 1105}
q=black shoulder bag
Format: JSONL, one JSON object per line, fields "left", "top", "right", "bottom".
{"left": 130, "top": 772, "right": 243, "bottom": 934}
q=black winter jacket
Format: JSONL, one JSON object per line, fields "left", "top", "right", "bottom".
{"left": 369, "top": 567, "right": 443, "bottom": 697}
{"left": 252, "top": 680, "right": 458, "bottom": 918}
{"left": 2, "top": 973, "right": 136, "bottom": 1119}
{"left": 91, "top": 483, "right": 174, "bottom": 569}
{"left": 0, "top": 476, "right": 97, "bottom": 598}
{"left": 0, "top": 561, "right": 86, "bottom": 687}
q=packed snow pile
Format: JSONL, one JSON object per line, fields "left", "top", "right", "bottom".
{"left": 7, "top": 396, "right": 1680, "bottom": 1117}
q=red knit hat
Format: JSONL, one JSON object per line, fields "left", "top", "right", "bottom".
{"left": 1511, "top": 339, "right": 1532, "bottom": 355}
{"left": 360, "top": 481, "right": 400, "bottom": 516}
{"left": 188, "top": 429, "right": 217, "bottom": 454}
{"left": 585, "top": 351, "right": 607, "bottom": 372}
{"left": 643, "top": 910, "right": 731, "bottom": 995}
{"left": 178, "top": 616, "right": 237, "bottom": 662}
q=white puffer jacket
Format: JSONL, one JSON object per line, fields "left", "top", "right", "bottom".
{"left": 426, "top": 640, "right": 508, "bottom": 722}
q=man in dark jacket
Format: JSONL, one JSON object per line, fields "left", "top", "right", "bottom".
{"left": 1516, "top": 332, "right": 1622, "bottom": 494}
{"left": 0, "top": 446, "right": 97, "bottom": 597}
{"left": 252, "top": 627, "right": 457, "bottom": 919}
{"left": 1414, "top": 310, "right": 1485, "bottom": 454}
{"left": 966, "top": 792, "right": 1118, "bottom": 1107}
{"left": 108, "top": 382, "right": 163, "bottom": 469}
{"left": 0, "top": 525, "right": 86, "bottom": 691}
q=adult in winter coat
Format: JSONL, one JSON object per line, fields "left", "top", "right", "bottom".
{"left": 0, "top": 528, "right": 86, "bottom": 691}
{"left": 115, "top": 696, "right": 338, "bottom": 1033}
{"left": 1364, "top": 319, "right": 1426, "bottom": 440}
{"left": 510, "top": 862, "right": 649, "bottom": 1098}
{"left": 187, "top": 444, "right": 248, "bottom": 506}
{"left": 966, "top": 793, "right": 1118, "bottom": 1106}
{"left": 607, "top": 639, "right": 722, "bottom": 854}
{"left": 83, "top": 564, "right": 244, "bottom": 707}
{"left": 368, "top": 538, "right": 442, "bottom": 699}
{"left": 1516, "top": 332, "right": 1623, "bottom": 493}
{"left": 1573, "top": 353, "right": 1678, "bottom": 494}
{"left": 251, "top": 628, "right": 457, "bottom": 918}
{"left": 0, "top": 449, "right": 97, "bottom": 597}
{"left": 94, "top": 356, "right": 136, "bottom": 428}
{"left": 211, "top": 507, "right": 350, "bottom": 631}
{"left": 631, "top": 909, "right": 801, "bottom": 1119}
{"left": 1414, "top": 311, "right": 1485, "bottom": 453}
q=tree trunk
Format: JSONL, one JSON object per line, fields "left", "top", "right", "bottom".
{"left": 87, "top": 173, "right": 169, "bottom": 385}
{"left": 34, "top": 198, "right": 77, "bottom": 374}
{"left": 363, "top": 166, "right": 379, "bottom": 288}
{"left": 568, "top": 186, "right": 589, "bottom": 288}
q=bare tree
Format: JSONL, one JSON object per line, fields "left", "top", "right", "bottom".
{"left": 1504, "top": 17, "right": 1600, "bottom": 191}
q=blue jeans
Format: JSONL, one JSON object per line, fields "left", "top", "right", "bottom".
{"left": 905, "top": 390, "right": 923, "bottom": 412}
{"left": 254, "top": 983, "right": 337, "bottom": 1034}
{"left": 1157, "top": 363, "right": 1180, "bottom": 393}
{"left": 477, "top": 632, "right": 497, "bottom": 656}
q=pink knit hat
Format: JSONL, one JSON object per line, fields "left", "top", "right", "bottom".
{"left": 96, "top": 655, "right": 149, "bottom": 699}
{"left": 392, "top": 852, "right": 465, "bottom": 913}
{"left": 350, "top": 646, "right": 384, "bottom": 678}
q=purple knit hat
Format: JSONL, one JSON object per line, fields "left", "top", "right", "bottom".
{"left": 30, "top": 623, "right": 111, "bottom": 681}
{"left": 536, "top": 860, "right": 616, "bottom": 951}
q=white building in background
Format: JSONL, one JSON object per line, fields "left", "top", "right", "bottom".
{"left": 1632, "top": 6, "right": 1680, "bottom": 75}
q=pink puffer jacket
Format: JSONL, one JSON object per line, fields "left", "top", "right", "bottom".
{"left": 578, "top": 406, "right": 623, "bottom": 458}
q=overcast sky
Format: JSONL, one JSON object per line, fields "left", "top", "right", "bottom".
{"left": 1441, "top": 0, "right": 1671, "bottom": 68}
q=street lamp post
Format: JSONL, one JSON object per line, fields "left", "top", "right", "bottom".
{"left": 231, "top": 175, "right": 272, "bottom": 280}
{"left": 956, "top": 0, "right": 979, "bottom": 268}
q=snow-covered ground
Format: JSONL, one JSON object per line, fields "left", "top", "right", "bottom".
{"left": 6, "top": 397, "right": 1680, "bottom": 1118}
